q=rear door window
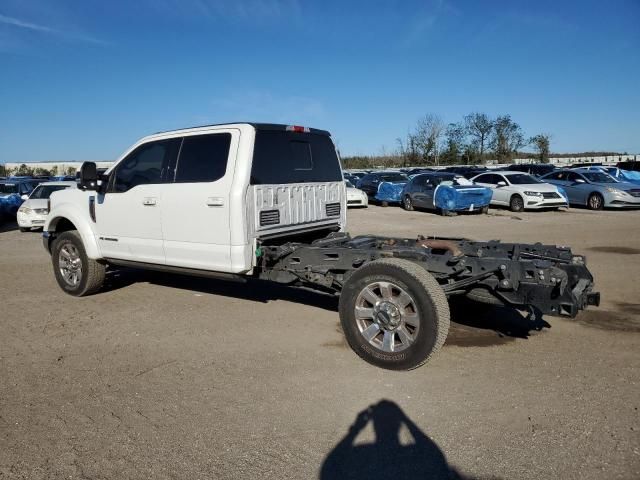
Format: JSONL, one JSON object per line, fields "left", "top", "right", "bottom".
{"left": 250, "top": 131, "right": 342, "bottom": 184}
{"left": 174, "top": 133, "right": 232, "bottom": 183}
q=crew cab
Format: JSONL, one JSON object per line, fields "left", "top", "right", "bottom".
{"left": 43, "top": 123, "right": 599, "bottom": 370}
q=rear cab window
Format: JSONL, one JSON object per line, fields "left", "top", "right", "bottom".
{"left": 250, "top": 130, "right": 342, "bottom": 184}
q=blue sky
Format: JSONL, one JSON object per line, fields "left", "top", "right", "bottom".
{"left": 0, "top": 0, "right": 639, "bottom": 162}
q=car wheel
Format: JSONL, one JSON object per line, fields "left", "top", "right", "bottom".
{"left": 51, "top": 230, "right": 106, "bottom": 296}
{"left": 509, "top": 195, "right": 524, "bottom": 212}
{"left": 402, "top": 195, "right": 414, "bottom": 211}
{"left": 339, "top": 258, "right": 450, "bottom": 370}
{"left": 480, "top": 206, "right": 489, "bottom": 215}
{"left": 381, "top": 201, "right": 389, "bottom": 207}
{"left": 587, "top": 192, "right": 604, "bottom": 210}
{"left": 19, "top": 227, "right": 30, "bottom": 232}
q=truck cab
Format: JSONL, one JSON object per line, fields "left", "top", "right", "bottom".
{"left": 44, "top": 123, "right": 346, "bottom": 274}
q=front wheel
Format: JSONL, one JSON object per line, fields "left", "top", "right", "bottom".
{"left": 510, "top": 195, "right": 524, "bottom": 212}
{"left": 339, "top": 258, "right": 450, "bottom": 370}
{"left": 402, "top": 195, "right": 414, "bottom": 211}
{"left": 51, "top": 230, "right": 105, "bottom": 296}
{"left": 587, "top": 192, "right": 604, "bottom": 210}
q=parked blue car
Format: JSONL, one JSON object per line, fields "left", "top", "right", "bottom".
{"left": 0, "top": 179, "right": 39, "bottom": 221}
{"left": 401, "top": 172, "right": 492, "bottom": 215}
{"left": 540, "top": 168, "right": 640, "bottom": 209}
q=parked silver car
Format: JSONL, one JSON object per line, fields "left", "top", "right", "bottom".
{"left": 541, "top": 168, "right": 640, "bottom": 209}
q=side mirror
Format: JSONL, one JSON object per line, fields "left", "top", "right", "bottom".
{"left": 21, "top": 194, "right": 29, "bottom": 201}
{"left": 79, "top": 162, "right": 98, "bottom": 191}
{"left": 497, "top": 181, "right": 507, "bottom": 187}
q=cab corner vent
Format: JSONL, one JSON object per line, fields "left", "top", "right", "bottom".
{"left": 260, "top": 209, "right": 280, "bottom": 226}
{"left": 326, "top": 202, "right": 341, "bottom": 217}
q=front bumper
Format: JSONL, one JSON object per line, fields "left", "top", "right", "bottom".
{"left": 17, "top": 211, "right": 47, "bottom": 228}
{"left": 524, "top": 196, "right": 569, "bottom": 209}
{"left": 347, "top": 196, "right": 368, "bottom": 207}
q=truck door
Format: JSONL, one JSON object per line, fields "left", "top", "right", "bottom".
{"left": 161, "top": 130, "right": 239, "bottom": 271}
{"left": 96, "top": 138, "right": 181, "bottom": 264}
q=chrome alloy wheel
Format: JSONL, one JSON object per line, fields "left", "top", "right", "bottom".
{"left": 354, "top": 281, "right": 420, "bottom": 353}
{"left": 58, "top": 242, "right": 83, "bottom": 287}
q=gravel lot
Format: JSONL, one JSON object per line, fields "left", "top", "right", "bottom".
{"left": 1, "top": 206, "right": 639, "bottom": 479}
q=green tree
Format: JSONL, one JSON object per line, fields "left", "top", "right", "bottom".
{"left": 464, "top": 113, "right": 493, "bottom": 163}
{"left": 441, "top": 122, "right": 467, "bottom": 165}
{"left": 529, "top": 134, "right": 551, "bottom": 163}
{"left": 490, "top": 115, "right": 526, "bottom": 162}
{"left": 16, "top": 163, "right": 34, "bottom": 176}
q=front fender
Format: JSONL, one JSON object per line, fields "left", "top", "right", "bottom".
{"left": 45, "top": 200, "right": 101, "bottom": 260}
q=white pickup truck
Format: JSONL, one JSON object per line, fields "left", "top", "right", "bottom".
{"left": 43, "top": 122, "right": 599, "bottom": 370}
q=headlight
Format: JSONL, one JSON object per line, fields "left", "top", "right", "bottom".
{"left": 34, "top": 208, "right": 49, "bottom": 215}
{"left": 18, "top": 206, "right": 32, "bottom": 214}
{"left": 605, "top": 187, "right": 627, "bottom": 195}
{"left": 524, "top": 191, "right": 543, "bottom": 197}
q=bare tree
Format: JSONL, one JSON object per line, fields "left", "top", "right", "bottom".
{"left": 529, "top": 134, "right": 551, "bottom": 163}
{"left": 441, "top": 122, "right": 467, "bottom": 165}
{"left": 490, "top": 115, "right": 526, "bottom": 162}
{"left": 414, "top": 114, "right": 445, "bottom": 165}
{"left": 464, "top": 113, "right": 493, "bottom": 162}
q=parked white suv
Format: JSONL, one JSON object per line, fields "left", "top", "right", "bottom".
{"left": 17, "top": 181, "right": 76, "bottom": 231}
{"left": 471, "top": 171, "right": 568, "bottom": 212}
{"left": 42, "top": 123, "right": 599, "bottom": 370}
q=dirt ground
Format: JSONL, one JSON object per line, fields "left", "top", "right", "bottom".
{"left": 1, "top": 205, "right": 639, "bottom": 479}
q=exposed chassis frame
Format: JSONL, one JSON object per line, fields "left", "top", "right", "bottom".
{"left": 258, "top": 232, "right": 600, "bottom": 319}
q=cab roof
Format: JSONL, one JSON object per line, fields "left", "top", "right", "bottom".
{"left": 153, "top": 122, "right": 330, "bottom": 136}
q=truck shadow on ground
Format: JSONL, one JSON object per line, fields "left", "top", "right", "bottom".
{"left": 104, "top": 268, "right": 552, "bottom": 343}
{"left": 102, "top": 267, "right": 340, "bottom": 312}
{"left": 446, "top": 298, "right": 550, "bottom": 347}
{"left": 320, "top": 400, "right": 494, "bottom": 480}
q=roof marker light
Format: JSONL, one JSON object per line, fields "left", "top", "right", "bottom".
{"left": 286, "top": 125, "right": 310, "bottom": 133}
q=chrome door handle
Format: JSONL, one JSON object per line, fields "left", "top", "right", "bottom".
{"left": 206, "top": 197, "right": 224, "bottom": 207}
{"left": 143, "top": 197, "right": 157, "bottom": 206}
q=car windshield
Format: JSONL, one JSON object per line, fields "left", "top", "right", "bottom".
{"left": 0, "top": 183, "right": 19, "bottom": 194}
{"left": 582, "top": 172, "right": 617, "bottom": 183}
{"left": 506, "top": 174, "right": 541, "bottom": 185}
{"left": 30, "top": 184, "right": 69, "bottom": 199}
{"left": 379, "top": 173, "right": 407, "bottom": 182}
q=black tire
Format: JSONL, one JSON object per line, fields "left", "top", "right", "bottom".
{"left": 339, "top": 258, "right": 450, "bottom": 370}
{"left": 509, "top": 195, "right": 524, "bottom": 212}
{"left": 381, "top": 201, "right": 389, "bottom": 207}
{"left": 402, "top": 195, "right": 414, "bottom": 211}
{"left": 19, "top": 227, "right": 30, "bottom": 232}
{"left": 587, "top": 192, "right": 604, "bottom": 210}
{"left": 480, "top": 205, "right": 489, "bottom": 215}
{"left": 51, "top": 230, "right": 105, "bottom": 296}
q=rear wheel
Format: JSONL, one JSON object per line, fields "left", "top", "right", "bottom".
{"left": 587, "top": 192, "right": 604, "bottom": 210}
{"left": 480, "top": 205, "right": 489, "bottom": 214}
{"left": 402, "top": 195, "right": 414, "bottom": 211}
{"left": 339, "top": 258, "right": 450, "bottom": 370}
{"left": 510, "top": 195, "right": 524, "bottom": 212}
{"left": 51, "top": 230, "right": 105, "bottom": 296}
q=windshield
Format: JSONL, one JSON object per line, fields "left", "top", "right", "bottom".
{"left": 30, "top": 184, "right": 69, "bottom": 199}
{"left": 0, "top": 183, "right": 19, "bottom": 194}
{"left": 582, "top": 172, "right": 617, "bottom": 183}
{"left": 506, "top": 174, "right": 541, "bottom": 185}
{"left": 379, "top": 173, "right": 408, "bottom": 182}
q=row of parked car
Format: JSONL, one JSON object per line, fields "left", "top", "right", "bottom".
{"left": 0, "top": 176, "right": 77, "bottom": 230}
{"left": 344, "top": 163, "right": 640, "bottom": 214}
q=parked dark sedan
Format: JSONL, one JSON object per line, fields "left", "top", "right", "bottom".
{"left": 356, "top": 171, "right": 408, "bottom": 198}
{"left": 507, "top": 163, "right": 557, "bottom": 177}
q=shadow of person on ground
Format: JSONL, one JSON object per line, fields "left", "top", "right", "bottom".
{"left": 320, "top": 400, "right": 488, "bottom": 480}
{"left": 101, "top": 267, "right": 339, "bottom": 312}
